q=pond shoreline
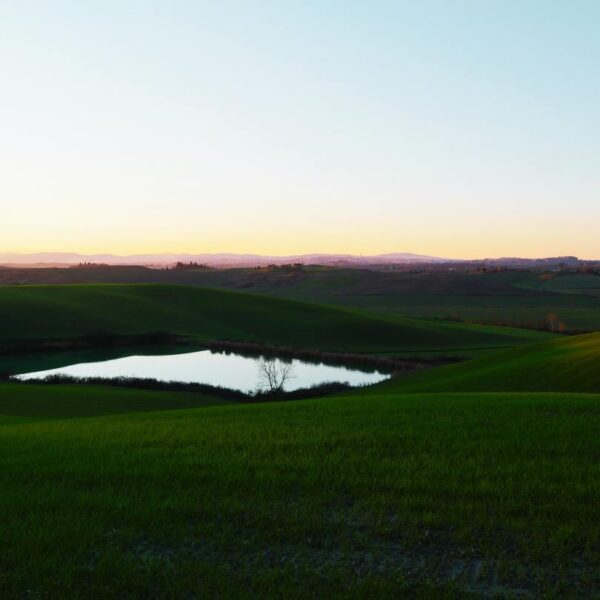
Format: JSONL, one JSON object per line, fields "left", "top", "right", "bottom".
{"left": 0, "top": 332, "right": 193, "bottom": 356}
{"left": 206, "top": 340, "right": 459, "bottom": 374}
{"left": 1, "top": 334, "right": 460, "bottom": 403}
{"left": 0, "top": 333, "right": 460, "bottom": 373}
{"left": 3, "top": 374, "right": 355, "bottom": 404}
{"left": 0, "top": 333, "right": 462, "bottom": 403}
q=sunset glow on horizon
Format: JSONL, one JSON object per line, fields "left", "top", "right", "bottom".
{"left": 2, "top": 1, "right": 599, "bottom": 259}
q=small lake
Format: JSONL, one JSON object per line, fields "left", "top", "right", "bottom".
{"left": 15, "top": 349, "right": 390, "bottom": 392}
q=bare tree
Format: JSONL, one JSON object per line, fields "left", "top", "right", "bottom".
{"left": 547, "top": 312, "right": 559, "bottom": 332}
{"left": 257, "top": 358, "right": 295, "bottom": 394}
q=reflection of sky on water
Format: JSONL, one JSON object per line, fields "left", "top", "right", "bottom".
{"left": 17, "top": 350, "right": 389, "bottom": 392}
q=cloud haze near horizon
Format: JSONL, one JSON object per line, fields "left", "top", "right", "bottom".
{"left": 1, "top": 1, "right": 599, "bottom": 259}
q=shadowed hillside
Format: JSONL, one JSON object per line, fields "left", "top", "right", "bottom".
{"left": 0, "top": 284, "right": 551, "bottom": 355}
{"left": 2, "top": 266, "right": 599, "bottom": 332}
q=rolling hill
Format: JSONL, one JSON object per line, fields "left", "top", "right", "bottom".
{"left": 384, "top": 331, "right": 600, "bottom": 393}
{"left": 3, "top": 266, "right": 598, "bottom": 332}
{"left": 0, "top": 284, "right": 551, "bottom": 355}
{"left": 0, "top": 301, "right": 596, "bottom": 596}
{"left": 0, "top": 383, "right": 228, "bottom": 420}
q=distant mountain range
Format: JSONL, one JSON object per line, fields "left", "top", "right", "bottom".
{"left": 0, "top": 252, "right": 449, "bottom": 268}
{"left": 0, "top": 252, "right": 595, "bottom": 269}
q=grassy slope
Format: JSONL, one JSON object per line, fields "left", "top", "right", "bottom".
{"left": 0, "top": 390, "right": 597, "bottom": 597}
{"left": 384, "top": 331, "right": 600, "bottom": 393}
{"left": 0, "top": 282, "right": 595, "bottom": 595}
{"left": 4, "top": 266, "right": 599, "bottom": 331}
{"left": 232, "top": 269, "right": 600, "bottom": 332}
{"left": 519, "top": 271, "right": 600, "bottom": 295}
{"left": 0, "top": 284, "right": 550, "bottom": 354}
{"left": 0, "top": 383, "right": 229, "bottom": 419}
{"left": 269, "top": 269, "right": 600, "bottom": 332}
{"left": 188, "top": 267, "right": 600, "bottom": 331}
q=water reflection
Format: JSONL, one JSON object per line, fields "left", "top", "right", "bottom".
{"left": 15, "top": 349, "right": 389, "bottom": 392}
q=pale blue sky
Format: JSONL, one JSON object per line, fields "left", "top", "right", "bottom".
{"left": 1, "top": 1, "right": 598, "bottom": 257}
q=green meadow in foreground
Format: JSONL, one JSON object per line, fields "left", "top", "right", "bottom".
{"left": 0, "top": 388, "right": 597, "bottom": 597}
{"left": 0, "top": 284, "right": 551, "bottom": 355}
{"left": 0, "top": 383, "right": 229, "bottom": 420}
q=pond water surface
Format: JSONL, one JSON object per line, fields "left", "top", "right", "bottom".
{"left": 16, "top": 349, "right": 389, "bottom": 392}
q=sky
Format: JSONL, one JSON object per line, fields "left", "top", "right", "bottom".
{"left": 1, "top": 1, "right": 599, "bottom": 259}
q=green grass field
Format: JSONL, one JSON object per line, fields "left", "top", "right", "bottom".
{"left": 386, "top": 331, "right": 600, "bottom": 393}
{"left": 170, "top": 267, "right": 600, "bottom": 332}
{"left": 249, "top": 269, "right": 600, "bottom": 332}
{"left": 0, "top": 385, "right": 598, "bottom": 597}
{"left": 0, "top": 284, "right": 597, "bottom": 597}
{"left": 3, "top": 266, "right": 599, "bottom": 332}
{"left": 0, "top": 283, "right": 551, "bottom": 356}
{"left": 228, "top": 268, "right": 600, "bottom": 332}
{"left": 0, "top": 383, "right": 229, "bottom": 419}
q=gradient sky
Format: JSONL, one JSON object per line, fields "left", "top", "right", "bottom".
{"left": 1, "top": 1, "right": 599, "bottom": 258}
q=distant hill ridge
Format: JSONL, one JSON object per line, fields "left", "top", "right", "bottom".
{"left": 0, "top": 252, "right": 447, "bottom": 267}
{"left": 0, "top": 252, "right": 596, "bottom": 269}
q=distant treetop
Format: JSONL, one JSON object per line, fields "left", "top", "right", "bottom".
{"left": 171, "top": 261, "right": 211, "bottom": 270}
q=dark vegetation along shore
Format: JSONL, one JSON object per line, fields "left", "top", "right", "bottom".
{"left": 6, "top": 374, "right": 354, "bottom": 403}
{"left": 0, "top": 331, "right": 191, "bottom": 357}
{"left": 0, "top": 280, "right": 597, "bottom": 597}
{"left": 0, "top": 335, "right": 454, "bottom": 377}
{"left": 2, "top": 339, "right": 454, "bottom": 405}
{"left": 204, "top": 339, "right": 458, "bottom": 373}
